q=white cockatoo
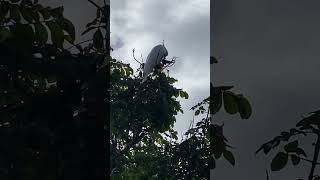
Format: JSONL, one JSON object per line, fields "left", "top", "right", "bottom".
{"left": 142, "top": 44, "right": 168, "bottom": 82}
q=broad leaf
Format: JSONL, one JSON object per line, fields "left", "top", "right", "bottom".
{"left": 290, "top": 154, "right": 300, "bottom": 166}
{"left": 284, "top": 140, "right": 298, "bottom": 153}
{"left": 46, "top": 20, "right": 64, "bottom": 48}
{"left": 0, "top": 27, "right": 12, "bottom": 42}
{"left": 19, "top": 6, "right": 34, "bottom": 23}
{"left": 9, "top": 4, "right": 21, "bottom": 22}
{"left": 59, "top": 18, "right": 75, "bottom": 42}
{"left": 237, "top": 95, "right": 252, "bottom": 119}
{"left": 34, "top": 22, "right": 48, "bottom": 44}
{"left": 223, "top": 150, "right": 235, "bottom": 166}
{"left": 93, "top": 29, "right": 104, "bottom": 50}
{"left": 223, "top": 91, "right": 238, "bottom": 114}
{"left": 271, "top": 152, "right": 288, "bottom": 171}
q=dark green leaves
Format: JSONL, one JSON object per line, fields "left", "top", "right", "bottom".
{"left": 221, "top": 90, "right": 252, "bottom": 119}
{"left": 19, "top": 6, "right": 35, "bottom": 23}
{"left": 223, "top": 91, "right": 238, "bottom": 114}
{"left": 0, "top": 27, "right": 12, "bottom": 42}
{"left": 39, "top": 7, "right": 51, "bottom": 20}
{"left": 9, "top": 4, "right": 21, "bottom": 22}
{"left": 59, "top": 18, "right": 75, "bottom": 42}
{"left": 210, "top": 56, "right": 218, "bottom": 64}
{"left": 210, "top": 90, "right": 222, "bottom": 114}
{"left": 290, "top": 154, "right": 300, "bottom": 166}
{"left": 271, "top": 152, "right": 288, "bottom": 171}
{"left": 223, "top": 150, "right": 235, "bottom": 166}
{"left": 179, "top": 90, "right": 189, "bottom": 99}
{"left": 237, "top": 95, "right": 252, "bottom": 119}
{"left": 284, "top": 140, "right": 298, "bottom": 153}
{"left": 50, "top": 6, "right": 63, "bottom": 18}
{"left": 0, "top": 3, "right": 9, "bottom": 23}
{"left": 46, "top": 20, "right": 64, "bottom": 48}
{"left": 34, "top": 22, "right": 48, "bottom": 44}
{"left": 93, "top": 29, "right": 104, "bottom": 50}
{"left": 195, "top": 109, "right": 200, "bottom": 116}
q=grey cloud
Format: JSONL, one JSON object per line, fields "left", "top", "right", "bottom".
{"left": 111, "top": 0, "right": 210, "bottom": 136}
{"left": 212, "top": 0, "right": 320, "bottom": 179}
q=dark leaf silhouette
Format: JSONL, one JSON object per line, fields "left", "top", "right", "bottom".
{"left": 271, "top": 152, "right": 288, "bottom": 171}
{"left": 284, "top": 140, "right": 299, "bottom": 153}
{"left": 223, "top": 150, "right": 235, "bottom": 166}
{"left": 290, "top": 154, "right": 300, "bottom": 166}
{"left": 93, "top": 29, "right": 103, "bottom": 50}
{"left": 223, "top": 91, "right": 238, "bottom": 114}
{"left": 34, "top": 22, "right": 48, "bottom": 44}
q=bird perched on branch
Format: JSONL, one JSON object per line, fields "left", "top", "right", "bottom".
{"left": 142, "top": 44, "right": 168, "bottom": 82}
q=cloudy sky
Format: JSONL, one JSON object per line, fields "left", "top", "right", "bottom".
{"left": 212, "top": 0, "right": 320, "bottom": 179}
{"left": 110, "top": 0, "right": 210, "bottom": 137}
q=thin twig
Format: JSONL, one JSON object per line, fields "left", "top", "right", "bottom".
{"left": 308, "top": 133, "right": 320, "bottom": 180}
{"left": 299, "top": 156, "right": 320, "bottom": 165}
{"left": 65, "top": 39, "right": 93, "bottom": 50}
{"left": 132, "top": 49, "right": 143, "bottom": 66}
{"left": 88, "top": 0, "right": 101, "bottom": 10}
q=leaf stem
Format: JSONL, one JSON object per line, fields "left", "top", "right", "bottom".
{"left": 308, "top": 133, "right": 320, "bottom": 180}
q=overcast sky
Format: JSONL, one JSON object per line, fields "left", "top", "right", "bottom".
{"left": 212, "top": 0, "right": 320, "bottom": 179}
{"left": 110, "top": 0, "right": 210, "bottom": 138}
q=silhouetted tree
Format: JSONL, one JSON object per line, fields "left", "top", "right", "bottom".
{"left": 0, "top": 0, "right": 109, "bottom": 179}
{"left": 257, "top": 110, "right": 320, "bottom": 180}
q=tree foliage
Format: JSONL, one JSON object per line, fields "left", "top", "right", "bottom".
{"left": 0, "top": 0, "right": 109, "bottom": 179}
{"left": 257, "top": 110, "right": 320, "bottom": 180}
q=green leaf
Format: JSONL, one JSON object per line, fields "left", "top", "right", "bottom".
{"left": 284, "top": 140, "right": 298, "bottom": 153}
{"left": 9, "top": 4, "right": 21, "bottom": 22}
{"left": 195, "top": 110, "right": 200, "bottom": 116}
{"left": 223, "top": 91, "right": 238, "bottom": 114}
{"left": 290, "top": 154, "right": 300, "bottom": 166}
{"left": 237, "top": 95, "right": 252, "bottom": 119}
{"left": 213, "top": 140, "right": 224, "bottom": 159}
{"left": 59, "top": 18, "right": 75, "bottom": 42}
{"left": 211, "top": 88, "right": 222, "bottom": 114}
{"left": 19, "top": 6, "right": 34, "bottom": 23}
{"left": 210, "top": 56, "right": 218, "bottom": 64}
{"left": 223, "top": 150, "right": 235, "bottom": 166}
{"left": 0, "top": 3, "right": 9, "bottom": 22}
{"left": 46, "top": 20, "right": 64, "bottom": 48}
{"left": 34, "top": 22, "right": 48, "bottom": 44}
{"left": 64, "top": 35, "right": 73, "bottom": 44}
{"left": 0, "top": 27, "right": 12, "bottom": 42}
{"left": 39, "top": 7, "right": 51, "bottom": 20}
{"left": 296, "top": 148, "right": 307, "bottom": 157}
{"left": 179, "top": 91, "right": 189, "bottom": 99}
{"left": 93, "top": 29, "right": 104, "bottom": 50}
{"left": 50, "top": 6, "right": 63, "bottom": 18}
{"left": 271, "top": 152, "right": 288, "bottom": 171}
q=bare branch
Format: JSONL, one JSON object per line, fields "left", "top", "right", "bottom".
{"left": 66, "top": 39, "right": 93, "bottom": 50}
{"left": 132, "top": 49, "right": 143, "bottom": 66}
{"left": 88, "top": 0, "right": 101, "bottom": 9}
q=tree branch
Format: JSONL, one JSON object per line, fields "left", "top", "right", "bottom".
{"left": 309, "top": 133, "right": 320, "bottom": 180}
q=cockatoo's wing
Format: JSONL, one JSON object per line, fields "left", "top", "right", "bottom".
{"left": 142, "top": 44, "right": 168, "bottom": 82}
